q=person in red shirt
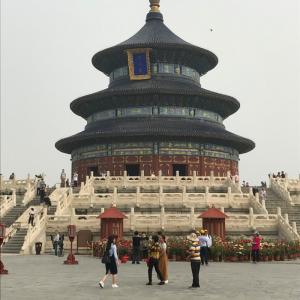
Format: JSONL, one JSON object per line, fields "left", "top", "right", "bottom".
{"left": 252, "top": 231, "right": 261, "bottom": 264}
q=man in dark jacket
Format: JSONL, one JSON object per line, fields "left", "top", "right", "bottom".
{"left": 252, "top": 186, "right": 259, "bottom": 196}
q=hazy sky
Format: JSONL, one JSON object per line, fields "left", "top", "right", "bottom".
{"left": 1, "top": 0, "right": 299, "bottom": 186}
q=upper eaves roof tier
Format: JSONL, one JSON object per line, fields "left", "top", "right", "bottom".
{"left": 92, "top": 12, "right": 218, "bottom": 76}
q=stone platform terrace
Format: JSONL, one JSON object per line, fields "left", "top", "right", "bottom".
{"left": 1, "top": 255, "right": 300, "bottom": 300}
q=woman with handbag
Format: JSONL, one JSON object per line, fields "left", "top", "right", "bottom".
{"left": 99, "top": 235, "right": 119, "bottom": 288}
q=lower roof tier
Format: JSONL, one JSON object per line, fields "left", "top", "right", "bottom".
{"left": 70, "top": 75, "right": 240, "bottom": 120}
{"left": 55, "top": 115, "right": 255, "bottom": 155}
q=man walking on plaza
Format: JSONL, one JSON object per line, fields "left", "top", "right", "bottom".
{"left": 60, "top": 169, "right": 66, "bottom": 187}
{"left": 53, "top": 230, "right": 60, "bottom": 257}
{"left": 132, "top": 231, "right": 142, "bottom": 264}
{"left": 198, "top": 230, "right": 209, "bottom": 266}
{"left": 186, "top": 233, "right": 201, "bottom": 289}
{"left": 205, "top": 230, "right": 213, "bottom": 261}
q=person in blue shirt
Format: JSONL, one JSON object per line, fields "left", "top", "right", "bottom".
{"left": 99, "top": 235, "right": 119, "bottom": 288}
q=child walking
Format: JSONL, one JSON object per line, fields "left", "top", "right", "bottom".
{"left": 146, "top": 235, "right": 165, "bottom": 285}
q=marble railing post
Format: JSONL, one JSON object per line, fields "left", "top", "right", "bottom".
{"left": 90, "top": 187, "right": 94, "bottom": 207}
{"left": 249, "top": 207, "right": 254, "bottom": 226}
{"left": 227, "top": 171, "right": 230, "bottom": 180}
{"left": 141, "top": 170, "right": 145, "bottom": 186}
{"left": 159, "top": 186, "right": 163, "bottom": 206}
{"left": 248, "top": 187, "right": 252, "bottom": 194}
{"left": 27, "top": 174, "right": 31, "bottom": 185}
{"left": 176, "top": 171, "right": 180, "bottom": 186}
{"left": 160, "top": 206, "right": 165, "bottom": 230}
{"left": 81, "top": 182, "right": 85, "bottom": 190}
{"left": 101, "top": 207, "right": 104, "bottom": 214}
{"left": 90, "top": 171, "right": 94, "bottom": 178}
{"left": 277, "top": 207, "right": 281, "bottom": 216}
{"left": 136, "top": 187, "right": 140, "bottom": 207}
{"left": 182, "top": 186, "right": 186, "bottom": 207}
{"left": 210, "top": 171, "right": 214, "bottom": 186}
{"left": 12, "top": 189, "right": 16, "bottom": 206}
{"left": 123, "top": 171, "right": 127, "bottom": 188}
{"left": 190, "top": 207, "right": 195, "bottom": 229}
{"left": 261, "top": 200, "right": 266, "bottom": 210}
{"left": 269, "top": 173, "right": 273, "bottom": 188}
{"left": 193, "top": 171, "right": 197, "bottom": 187}
{"left": 205, "top": 186, "right": 209, "bottom": 206}
{"left": 130, "top": 207, "right": 134, "bottom": 230}
{"left": 255, "top": 192, "right": 259, "bottom": 202}
{"left": 292, "top": 222, "right": 297, "bottom": 238}
{"left": 0, "top": 174, "right": 3, "bottom": 188}
{"left": 227, "top": 187, "right": 232, "bottom": 206}
{"left": 70, "top": 208, "right": 76, "bottom": 225}
{"left": 284, "top": 213, "right": 289, "bottom": 223}
{"left": 158, "top": 170, "right": 162, "bottom": 185}
{"left": 113, "top": 187, "right": 117, "bottom": 206}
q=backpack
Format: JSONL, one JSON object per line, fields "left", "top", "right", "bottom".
{"left": 101, "top": 247, "right": 111, "bottom": 264}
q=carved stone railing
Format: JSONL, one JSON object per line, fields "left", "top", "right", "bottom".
{"left": 277, "top": 207, "right": 300, "bottom": 240}
{"left": 0, "top": 189, "right": 16, "bottom": 217}
{"left": 72, "top": 187, "right": 252, "bottom": 210}
{"left": 269, "top": 175, "right": 294, "bottom": 206}
{"left": 84, "top": 170, "right": 232, "bottom": 190}
{"left": 21, "top": 208, "right": 48, "bottom": 254}
{"left": 52, "top": 188, "right": 74, "bottom": 216}
{"left": 0, "top": 174, "right": 44, "bottom": 190}
{"left": 45, "top": 207, "right": 298, "bottom": 240}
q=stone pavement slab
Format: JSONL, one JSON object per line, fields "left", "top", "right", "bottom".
{"left": 1, "top": 255, "right": 300, "bottom": 300}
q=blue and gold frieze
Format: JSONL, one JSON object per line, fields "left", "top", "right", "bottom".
{"left": 159, "top": 107, "right": 189, "bottom": 116}
{"left": 87, "top": 106, "right": 223, "bottom": 126}
{"left": 122, "top": 107, "right": 152, "bottom": 116}
{"left": 159, "top": 142, "right": 200, "bottom": 149}
{"left": 71, "top": 142, "right": 239, "bottom": 162}
{"left": 112, "top": 142, "right": 152, "bottom": 149}
{"left": 93, "top": 110, "right": 116, "bottom": 122}
{"left": 109, "top": 63, "right": 200, "bottom": 83}
{"left": 204, "top": 150, "right": 231, "bottom": 160}
{"left": 160, "top": 150, "right": 200, "bottom": 155}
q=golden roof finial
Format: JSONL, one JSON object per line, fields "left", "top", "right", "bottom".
{"left": 149, "top": 0, "right": 160, "bottom": 12}
{"left": 111, "top": 203, "right": 114, "bottom": 207}
{"left": 212, "top": 203, "right": 215, "bottom": 207}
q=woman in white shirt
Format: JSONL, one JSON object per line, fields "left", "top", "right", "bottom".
{"left": 158, "top": 234, "right": 168, "bottom": 283}
{"left": 99, "top": 235, "right": 119, "bottom": 288}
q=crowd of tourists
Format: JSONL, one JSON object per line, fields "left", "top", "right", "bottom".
{"left": 269, "top": 171, "right": 285, "bottom": 179}
{"left": 60, "top": 169, "right": 78, "bottom": 187}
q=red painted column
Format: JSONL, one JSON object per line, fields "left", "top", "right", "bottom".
{"left": 200, "top": 156, "right": 205, "bottom": 176}
{"left": 107, "top": 156, "right": 113, "bottom": 175}
{"left": 153, "top": 155, "right": 159, "bottom": 176}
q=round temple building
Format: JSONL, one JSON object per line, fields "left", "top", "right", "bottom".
{"left": 55, "top": 0, "right": 255, "bottom": 181}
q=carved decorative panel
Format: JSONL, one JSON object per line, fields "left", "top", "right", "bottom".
{"left": 159, "top": 155, "right": 172, "bottom": 162}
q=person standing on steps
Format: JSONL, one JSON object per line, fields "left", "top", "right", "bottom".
{"left": 53, "top": 230, "right": 60, "bottom": 257}
{"left": 260, "top": 188, "right": 267, "bottom": 200}
{"left": 252, "top": 231, "right": 261, "bottom": 264}
{"left": 198, "top": 230, "right": 209, "bottom": 266}
{"left": 186, "top": 232, "right": 201, "bottom": 289}
{"left": 132, "top": 231, "right": 142, "bottom": 264}
{"left": 99, "top": 235, "right": 119, "bottom": 288}
{"left": 28, "top": 208, "right": 35, "bottom": 226}
{"left": 234, "top": 171, "right": 239, "bottom": 183}
{"left": 281, "top": 171, "right": 285, "bottom": 179}
{"left": 252, "top": 185, "right": 259, "bottom": 197}
{"left": 73, "top": 172, "right": 78, "bottom": 187}
{"left": 37, "top": 180, "right": 41, "bottom": 195}
{"left": 40, "top": 178, "right": 46, "bottom": 205}
{"left": 60, "top": 169, "right": 66, "bottom": 187}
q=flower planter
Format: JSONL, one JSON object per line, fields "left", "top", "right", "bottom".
{"left": 169, "top": 254, "right": 176, "bottom": 260}
{"left": 268, "top": 255, "right": 273, "bottom": 261}
{"left": 181, "top": 254, "right": 187, "bottom": 261}
{"left": 175, "top": 255, "right": 182, "bottom": 261}
{"left": 230, "top": 256, "right": 237, "bottom": 262}
{"left": 262, "top": 256, "right": 268, "bottom": 261}
{"left": 213, "top": 256, "right": 219, "bottom": 262}
{"left": 274, "top": 255, "right": 280, "bottom": 261}
{"left": 259, "top": 255, "right": 263, "bottom": 261}
{"left": 244, "top": 255, "right": 249, "bottom": 261}
{"left": 288, "top": 254, "right": 292, "bottom": 260}
{"left": 280, "top": 255, "right": 285, "bottom": 261}
{"left": 238, "top": 255, "right": 244, "bottom": 262}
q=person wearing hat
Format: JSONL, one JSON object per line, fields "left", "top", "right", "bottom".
{"left": 198, "top": 230, "right": 209, "bottom": 266}
{"left": 205, "top": 230, "right": 213, "bottom": 262}
{"left": 186, "top": 233, "right": 201, "bottom": 289}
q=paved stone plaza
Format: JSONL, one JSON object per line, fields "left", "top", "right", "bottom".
{"left": 1, "top": 254, "right": 300, "bottom": 300}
